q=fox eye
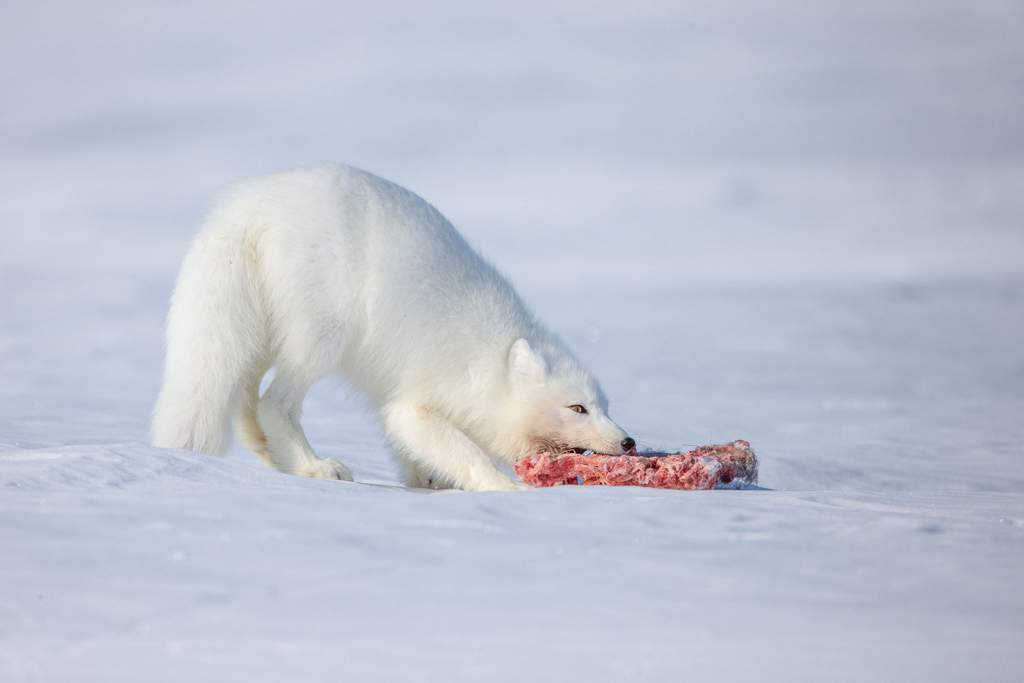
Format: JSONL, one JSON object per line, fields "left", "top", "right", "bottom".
{"left": 568, "top": 404, "right": 588, "bottom": 414}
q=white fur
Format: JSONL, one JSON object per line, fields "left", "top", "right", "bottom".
{"left": 152, "top": 165, "right": 629, "bottom": 491}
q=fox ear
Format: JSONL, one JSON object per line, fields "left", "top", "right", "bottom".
{"left": 508, "top": 338, "right": 547, "bottom": 383}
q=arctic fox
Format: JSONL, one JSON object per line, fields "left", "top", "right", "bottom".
{"left": 152, "top": 166, "right": 633, "bottom": 491}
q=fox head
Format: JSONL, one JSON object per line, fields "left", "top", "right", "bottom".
{"left": 493, "top": 338, "right": 632, "bottom": 462}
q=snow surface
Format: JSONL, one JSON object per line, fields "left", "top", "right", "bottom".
{"left": 2, "top": 2, "right": 1024, "bottom": 682}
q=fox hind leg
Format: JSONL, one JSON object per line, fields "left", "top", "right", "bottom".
{"left": 256, "top": 368, "right": 353, "bottom": 481}
{"left": 236, "top": 361, "right": 274, "bottom": 467}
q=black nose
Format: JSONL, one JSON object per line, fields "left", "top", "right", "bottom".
{"left": 621, "top": 437, "right": 636, "bottom": 451}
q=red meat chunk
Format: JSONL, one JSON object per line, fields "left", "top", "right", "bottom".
{"left": 515, "top": 440, "right": 758, "bottom": 490}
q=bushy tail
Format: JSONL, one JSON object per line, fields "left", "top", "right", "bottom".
{"left": 152, "top": 226, "right": 267, "bottom": 454}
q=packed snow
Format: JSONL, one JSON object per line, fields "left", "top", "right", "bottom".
{"left": 2, "top": 2, "right": 1023, "bottom": 682}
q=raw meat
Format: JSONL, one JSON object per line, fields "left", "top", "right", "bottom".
{"left": 515, "top": 440, "right": 758, "bottom": 490}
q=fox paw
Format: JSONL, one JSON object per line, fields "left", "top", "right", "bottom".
{"left": 301, "top": 457, "right": 354, "bottom": 482}
{"left": 467, "top": 477, "right": 529, "bottom": 492}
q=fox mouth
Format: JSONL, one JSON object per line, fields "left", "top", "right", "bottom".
{"left": 529, "top": 438, "right": 606, "bottom": 456}
{"left": 542, "top": 442, "right": 593, "bottom": 455}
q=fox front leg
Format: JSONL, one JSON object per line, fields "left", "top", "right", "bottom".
{"left": 382, "top": 403, "right": 524, "bottom": 492}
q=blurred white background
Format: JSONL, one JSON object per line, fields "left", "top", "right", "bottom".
{"left": 3, "top": 1, "right": 1022, "bottom": 285}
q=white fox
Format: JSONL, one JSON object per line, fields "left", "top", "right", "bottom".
{"left": 152, "top": 166, "right": 633, "bottom": 491}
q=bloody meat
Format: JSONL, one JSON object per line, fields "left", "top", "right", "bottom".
{"left": 515, "top": 440, "right": 758, "bottom": 490}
